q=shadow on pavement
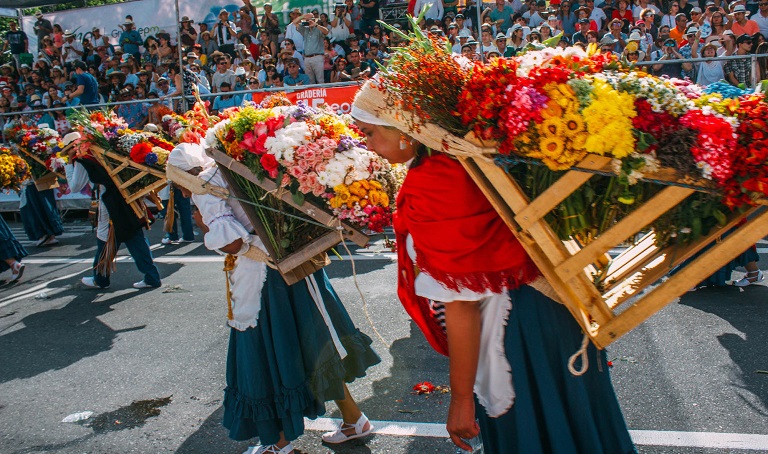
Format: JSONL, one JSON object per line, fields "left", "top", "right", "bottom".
{"left": 0, "top": 263, "right": 182, "bottom": 384}
{"left": 679, "top": 284, "right": 768, "bottom": 415}
{"left": 177, "top": 322, "right": 445, "bottom": 454}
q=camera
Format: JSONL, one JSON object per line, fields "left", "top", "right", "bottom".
{"left": 708, "top": 6, "right": 717, "bottom": 12}
{"left": 301, "top": 20, "right": 310, "bottom": 26}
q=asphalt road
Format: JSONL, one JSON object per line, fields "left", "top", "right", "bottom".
{"left": 0, "top": 216, "right": 767, "bottom": 454}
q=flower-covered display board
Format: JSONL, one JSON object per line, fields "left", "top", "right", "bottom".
{"left": 0, "top": 146, "right": 31, "bottom": 191}
{"left": 160, "top": 102, "right": 216, "bottom": 145}
{"left": 2, "top": 123, "right": 66, "bottom": 179}
{"left": 206, "top": 94, "right": 403, "bottom": 260}
{"left": 69, "top": 109, "right": 172, "bottom": 194}
{"left": 377, "top": 18, "right": 768, "bottom": 250}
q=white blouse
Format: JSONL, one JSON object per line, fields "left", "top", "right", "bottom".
{"left": 406, "top": 234, "right": 516, "bottom": 418}
{"left": 194, "top": 166, "right": 268, "bottom": 331}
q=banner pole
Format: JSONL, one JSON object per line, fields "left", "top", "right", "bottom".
{"left": 174, "top": 0, "right": 186, "bottom": 111}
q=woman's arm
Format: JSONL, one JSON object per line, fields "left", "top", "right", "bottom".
{"left": 444, "top": 300, "right": 482, "bottom": 451}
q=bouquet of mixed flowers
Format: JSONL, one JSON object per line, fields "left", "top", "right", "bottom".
{"left": 115, "top": 130, "right": 174, "bottom": 169}
{"left": 376, "top": 19, "right": 768, "bottom": 249}
{"left": 161, "top": 101, "right": 215, "bottom": 145}
{"left": 68, "top": 108, "right": 168, "bottom": 218}
{"left": 0, "top": 146, "right": 31, "bottom": 191}
{"left": 206, "top": 97, "right": 402, "bottom": 259}
{"left": 5, "top": 124, "right": 67, "bottom": 179}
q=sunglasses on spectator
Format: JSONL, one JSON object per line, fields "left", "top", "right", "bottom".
{"left": 760, "top": 2, "right": 768, "bottom": 5}
{"left": 676, "top": 17, "right": 687, "bottom": 21}
{"left": 248, "top": 80, "right": 258, "bottom": 84}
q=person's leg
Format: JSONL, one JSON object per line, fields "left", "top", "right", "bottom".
{"left": 123, "top": 229, "right": 161, "bottom": 287}
{"left": 322, "top": 384, "right": 372, "bottom": 443}
{"left": 92, "top": 238, "right": 111, "bottom": 288}
{"left": 174, "top": 188, "right": 194, "bottom": 241}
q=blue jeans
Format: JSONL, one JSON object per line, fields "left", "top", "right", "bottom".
{"left": 93, "top": 229, "right": 161, "bottom": 288}
{"left": 164, "top": 187, "right": 194, "bottom": 242}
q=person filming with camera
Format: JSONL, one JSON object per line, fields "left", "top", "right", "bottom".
{"left": 292, "top": 12, "right": 330, "bottom": 84}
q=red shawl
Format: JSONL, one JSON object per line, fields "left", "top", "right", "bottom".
{"left": 394, "top": 153, "right": 540, "bottom": 356}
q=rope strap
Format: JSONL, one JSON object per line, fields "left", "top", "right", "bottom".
{"left": 567, "top": 333, "right": 590, "bottom": 376}
{"left": 224, "top": 254, "right": 237, "bottom": 321}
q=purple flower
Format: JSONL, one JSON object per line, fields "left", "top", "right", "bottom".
{"left": 337, "top": 134, "right": 361, "bottom": 151}
{"left": 144, "top": 152, "right": 158, "bottom": 166}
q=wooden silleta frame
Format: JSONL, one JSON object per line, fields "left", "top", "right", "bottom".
{"left": 208, "top": 147, "right": 370, "bottom": 285}
{"left": 459, "top": 153, "right": 768, "bottom": 349}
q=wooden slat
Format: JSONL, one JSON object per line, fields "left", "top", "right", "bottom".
{"left": 108, "top": 160, "right": 132, "bottom": 177}
{"left": 124, "top": 179, "right": 167, "bottom": 204}
{"left": 515, "top": 155, "right": 612, "bottom": 231}
{"left": 556, "top": 186, "right": 695, "bottom": 281}
{"left": 208, "top": 148, "right": 369, "bottom": 247}
{"left": 601, "top": 207, "right": 757, "bottom": 308}
{"left": 595, "top": 208, "right": 768, "bottom": 346}
{"left": 464, "top": 157, "right": 614, "bottom": 326}
{"left": 278, "top": 231, "right": 340, "bottom": 271}
{"left": 17, "top": 148, "right": 64, "bottom": 179}
{"left": 119, "top": 169, "right": 151, "bottom": 190}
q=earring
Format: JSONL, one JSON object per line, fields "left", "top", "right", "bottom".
{"left": 399, "top": 134, "right": 408, "bottom": 150}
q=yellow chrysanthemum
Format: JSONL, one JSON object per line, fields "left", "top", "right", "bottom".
{"left": 581, "top": 79, "right": 637, "bottom": 159}
{"left": 569, "top": 132, "right": 588, "bottom": 150}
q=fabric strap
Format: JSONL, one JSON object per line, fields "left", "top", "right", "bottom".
{"left": 306, "top": 274, "right": 348, "bottom": 360}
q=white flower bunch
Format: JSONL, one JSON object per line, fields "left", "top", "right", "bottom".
{"left": 265, "top": 121, "right": 311, "bottom": 162}
{"left": 318, "top": 147, "right": 373, "bottom": 187}
{"left": 205, "top": 119, "right": 230, "bottom": 150}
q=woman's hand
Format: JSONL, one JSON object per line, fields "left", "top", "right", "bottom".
{"left": 447, "top": 395, "right": 480, "bottom": 450}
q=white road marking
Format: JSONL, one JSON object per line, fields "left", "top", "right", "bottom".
{"left": 20, "top": 253, "right": 397, "bottom": 265}
{"left": 305, "top": 418, "right": 768, "bottom": 449}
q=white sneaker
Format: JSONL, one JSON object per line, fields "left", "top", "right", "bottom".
{"left": 178, "top": 238, "right": 194, "bottom": 243}
{"left": 81, "top": 276, "right": 108, "bottom": 289}
{"left": 133, "top": 280, "right": 158, "bottom": 289}
{"left": 161, "top": 237, "right": 177, "bottom": 245}
{"left": 35, "top": 236, "right": 49, "bottom": 247}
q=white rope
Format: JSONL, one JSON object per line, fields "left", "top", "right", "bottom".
{"left": 335, "top": 223, "right": 391, "bottom": 349}
{"left": 567, "top": 333, "right": 590, "bottom": 376}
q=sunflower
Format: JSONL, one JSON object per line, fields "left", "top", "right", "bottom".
{"left": 539, "top": 118, "right": 563, "bottom": 137}
{"left": 539, "top": 136, "right": 566, "bottom": 159}
{"left": 562, "top": 114, "right": 586, "bottom": 137}
{"left": 540, "top": 101, "right": 564, "bottom": 120}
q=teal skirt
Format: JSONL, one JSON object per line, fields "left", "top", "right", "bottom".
{"left": 19, "top": 186, "right": 64, "bottom": 241}
{"left": 0, "top": 216, "right": 27, "bottom": 273}
{"left": 222, "top": 268, "right": 381, "bottom": 445}
{"left": 476, "top": 285, "right": 636, "bottom": 454}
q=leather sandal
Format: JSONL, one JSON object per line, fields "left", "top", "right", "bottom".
{"left": 242, "top": 443, "right": 294, "bottom": 454}
{"left": 321, "top": 413, "right": 374, "bottom": 444}
{"left": 734, "top": 270, "right": 764, "bottom": 287}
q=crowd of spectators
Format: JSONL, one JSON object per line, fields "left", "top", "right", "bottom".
{"left": 1, "top": 0, "right": 768, "bottom": 134}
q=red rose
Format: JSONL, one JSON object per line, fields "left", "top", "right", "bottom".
{"left": 260, "top": 153, "right": 279, "bottom": 178}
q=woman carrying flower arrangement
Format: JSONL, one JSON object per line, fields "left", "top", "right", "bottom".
{"left": 62, "top": 133, "right": 161, "bottom": 290}
{"left": 351, "top": 80, "right": 636, "bottom": 453}
{"left": 166, "top": 143, "right": 380, "bottom": 454}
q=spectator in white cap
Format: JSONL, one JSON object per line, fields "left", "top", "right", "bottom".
{"left": 754, "top": 0, "right": 768, "bottom": 38}
{"left": 33, "top": 12, "right": 53, "bottom": 54}
{"left": 119, "top": 19, "right": 142, "bottom": 61}
{"left": 452, "top": 28, "right": 472, "bottom": 53}
{"left": 91, "top": 26, "right": 110, "bottom": 50}
{"left": 285, "top": 8, "right": 306, "bottom": 52}
{"left": 691, "top": 36, "right": 733, "bottom": 85}
{"left": 214, "top": 9, "right": 239, "bottom": 58}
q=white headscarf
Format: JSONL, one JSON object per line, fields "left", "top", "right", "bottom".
{"left": 167, "top": 141, "right": 215, "bottom": 171}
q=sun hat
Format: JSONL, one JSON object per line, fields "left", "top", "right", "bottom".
{"left": 180, "top": 16, "right": 194, "bottom": 23}
{"left": 600, "top": 35, "right": 617, "bottom": 45}
{"left": 64, "top": 29, "right": 75, "bottom": 38}
{"left": 732, "top": 4, "right": 750, "bottom": 15}
{"left": 35, "top": 11, "right": 43, "bottom": 17}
